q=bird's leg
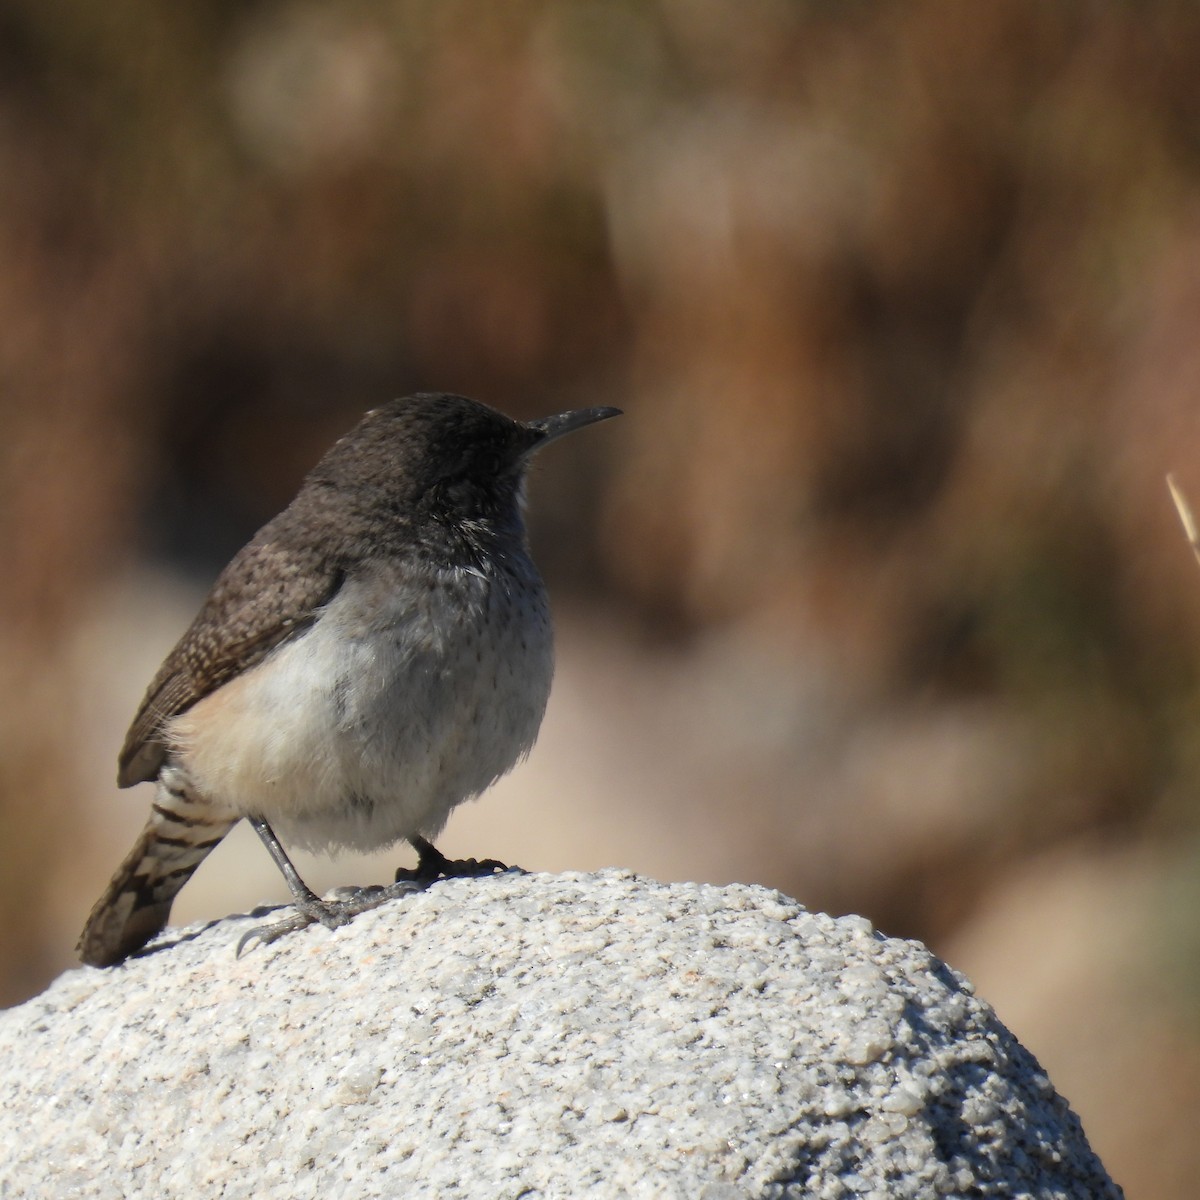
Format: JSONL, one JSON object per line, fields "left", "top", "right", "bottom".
{"left": 238, "top": 816, "right": 420, "bottom": 955}
{"left": 394, "top": 834, "right": 514, "bottom": 883}
{"left": 248, "top": 816, "right": 323, "bottom": 908}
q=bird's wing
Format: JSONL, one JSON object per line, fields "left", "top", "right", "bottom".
{"left": 117, "top": 530, "right": 346, "bottom": 787}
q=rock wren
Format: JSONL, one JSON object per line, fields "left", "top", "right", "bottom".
{"left": 78, "top": 392, "right": 620, "bottom": 966}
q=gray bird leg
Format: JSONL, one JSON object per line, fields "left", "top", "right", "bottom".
{"left": 238, "top": 816, "right": 421, "bottom": 955}
{"left": 396, "top": 835, "right": 514, "bottom": 882}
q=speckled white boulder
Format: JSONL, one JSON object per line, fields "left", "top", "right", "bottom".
{"left": 0, "top": 871, "right": 1121, "bottom": 1199}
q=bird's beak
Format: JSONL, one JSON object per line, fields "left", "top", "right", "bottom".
{"left": 524, "top": 406, "right": 622, "bottom": 451}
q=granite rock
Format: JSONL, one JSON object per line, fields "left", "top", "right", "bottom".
{"left": 0, "top": 871, "right": 1122, "bottom": 1199}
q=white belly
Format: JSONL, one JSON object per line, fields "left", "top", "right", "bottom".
{"left": 166, "top": 561, "right": 553, "bottom": 852}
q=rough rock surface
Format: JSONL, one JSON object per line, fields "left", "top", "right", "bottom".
{"left": 0, "top": 870, "right": 1121, "bottom": 1199}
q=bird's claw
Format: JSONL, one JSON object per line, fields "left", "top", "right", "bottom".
{"left": 235, "top": 880, "right": 422, "bottom": 957}
{"left": 393, "top": 855, "right": 514, "bottom": 884}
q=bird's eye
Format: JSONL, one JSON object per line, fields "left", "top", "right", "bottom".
{"left": 476, "top": 449, "right": 506, "bottom": 478}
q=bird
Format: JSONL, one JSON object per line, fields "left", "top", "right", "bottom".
{"left": 78, "top": 392, "right": 621, "bottom": 966}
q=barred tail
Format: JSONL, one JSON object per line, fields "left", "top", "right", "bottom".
{"left": 78, "top": 779, "right": 237, "bottom": 967}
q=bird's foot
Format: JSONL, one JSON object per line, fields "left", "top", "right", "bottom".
{"left": 395, "top": 835, "right": 518, "bottom": 884}
{"left": 236, "top": 879, "right": 422, "bottom": 957}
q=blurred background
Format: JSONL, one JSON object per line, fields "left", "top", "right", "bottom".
{"left": 1, "top": 0, "right": 1198, "bottom": 1192}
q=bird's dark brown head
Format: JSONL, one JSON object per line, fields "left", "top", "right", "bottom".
{"left": 299, "top": 392, "right": 620, "bottom": 543}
